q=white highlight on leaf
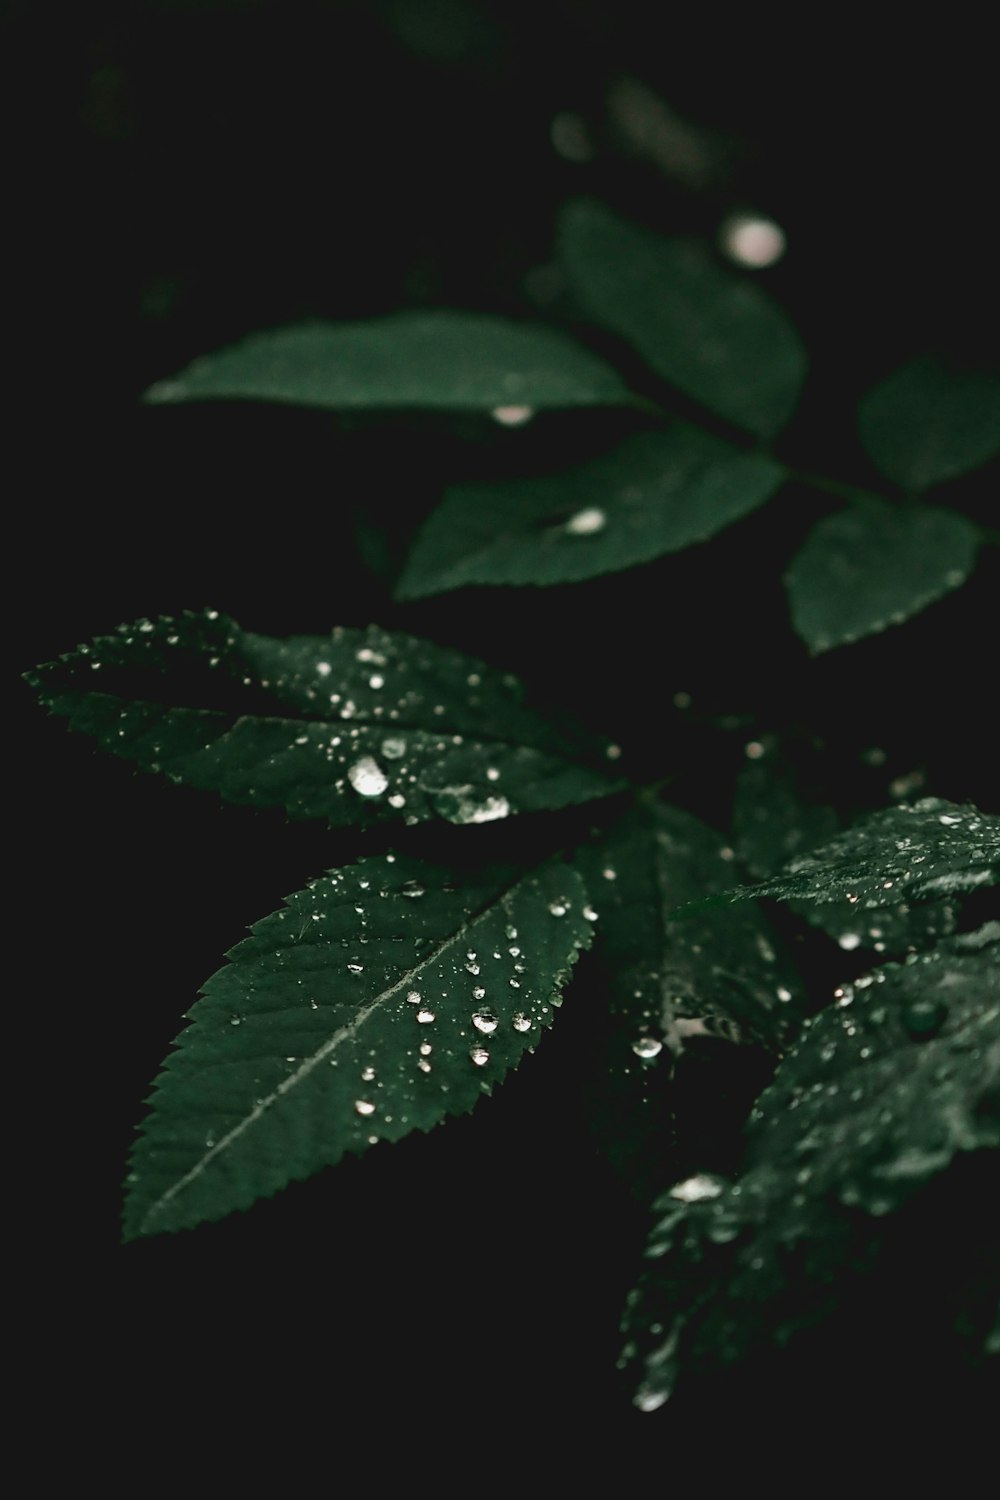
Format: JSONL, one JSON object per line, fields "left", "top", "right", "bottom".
{"left": 348, "top": 756, "right": 389, "bottom": 797}
{"left": 564, "top": 505, "right": 607, "bottom": 536}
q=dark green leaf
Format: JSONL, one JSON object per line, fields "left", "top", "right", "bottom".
{"left": 396, "top": 426, "right": 785, "bottom": 598}
{"left": 725, "top": 797, "right": 998, "bottom": 909}
{"left": 124, "top": 854, "right": 593, "bottom": 1238}
{"left": 622, "top": 925, "right": 1000, "bottom": 1409}
{"left": 785, "top": 497, "right": 980, "bottom": 653}
{"left": 143, "top": 312, "right": 634, "bottom": 414}
{"left": 558, "top": 200, "right": 807, "bottom": 438}
{"left": 733, "top": 756, "right": 958, "bottom": 956}
{"left": 574, "top": 801, "right": 802, "bottom": 1195}
{"left": 27, "top": 611, "right": 622, "bottom": 827}
{"left": 859, "top": 356, "right": 1000, "bottom": 490}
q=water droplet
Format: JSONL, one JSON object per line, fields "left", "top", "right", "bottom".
{"left": 388, "top": 793, "right": 406, "bottom": 809}
{"left": 509, "top": 978, "right": 521, "bottom": 989}
{"left": 418, "top": 1058, "right": 432, "bottom": 1073}
{"left": 354, "top": 1099, "right": 376, "bottom": 1116}
{"left": 902, "top": 997, "right": 948, "bottom": 1039}
{"left": 602, "top": 867, "right": 617, "bottom": 881}
{"left": 632, "top": 1036, "right": 663, "bottom": 1059}
{"left": 938, "top": 813, "right": 962, "bottom": 826}
{"left": 582, "top": 905, "right": 599, "bottom": 921}
{"left": 744, "top": 740, "right": 765, "bottom": 760}
{"left": 406, "top": 990, "right": 421, "bottom": 1004}
{"left": 361, "top": 1066, "right": 376, "bottom": 1082}
{"left": 720, "top": 213, "right": 786, "bottom": 268}
{"left": 229, "top": 1015, "right": 242, "bottom": 1026}
{"left": 469, "top": 1045, "right": 490, "bottom": 1066}
{"left": 348, "top": 756, "right": 389, "bottom": 797}
{"left": 419, "top": 1043, "right": 432, "bottom": 1056}
{"left": 548, "top": 901, "right": 568, "bottom": 917}
{"left": 776, "top": 986, "right": 793, "bottom": 1002}
{"left": 472, "top": 1012, "right": 498, "bottom": 1034}
{"left": 492, "top": 404, "right": 534, "bottom": 426}
{"left": 668, "top": 1173, "right": 725, "bottom": 1203}
{"left": 347, "top": 963, "right": 364, "bottom": 974}
{"left": 472, "top": 986, "right": 486, "bottom": 1000}
{"left": 466, "top": 962, "right": 480, "bottom": 976}
{"left": 416, "top": 1009, "right": 436, "bottom": 1024}
{"left": 401, "top": 880, "right": 425, "bottom": 898}
{"left": 368, "top": 674, "right": 384, "bottom": 690}
{"left": 513, "top": 1014, "right": 532, "bottom": 1032}
{"left": 381, "top": 736, "right": 407, "bottom": 759}
{"left": 564, "top": 506, "right": 606, "bottom": 536}
{"left": 838, "top": 933, "right": 862, "bottom": 950}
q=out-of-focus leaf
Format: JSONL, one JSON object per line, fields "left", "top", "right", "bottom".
{"left": 124, "top": 854, "right": 593, "bottom": 1238}
{"left": 785, "top": 497, "right": 980, "bottom": 653}
{"left": 143, "top": 312, "right": 634, "bottom": 413}
{"left": 558, "top": 199, "right": 807, "bottom": 438}
{"left": 397, "top": 426, "right": 784, "bottom": 597}
{"left": 859, "top": 356, "right": 1000, "bottom": 490}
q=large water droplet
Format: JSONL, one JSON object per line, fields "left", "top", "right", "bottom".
{"left": 564, "top": 506, "right": 606, "bottom": 536}
{"left": 354, "top": 1099, "right": 376, "bottom": 1116}
{"left": 472, "top": 1012, "right": 498, "bottom": 1034}
{"left": 348, "top": 756, "right": 389, "bottom": 797}
{"left": 512, "top": 1013, "right": 532, "bottom": 1032}
{"left": 416, "top": 1009, "right": 436, "bottom": 1024}
{"left": 668, "top": 1173, "right": 725, "bottom": 1203}
{"left": 632, "top": 1036, "right": 663, "bottom": 1059}
{"left": 361, "top": 1066, "right": 376, "bottom": 1082}
{"left": 470, "top": 1045, "right": 490, "bottom": 1066}
{"left": 406, "top": 990, "right": 421, "bottom": 1004}
{"left": 902, "top": 996, "right": 948, "bottom": 1039}
{"left": 381, "top": 736, "right": 407, "bottom": 759}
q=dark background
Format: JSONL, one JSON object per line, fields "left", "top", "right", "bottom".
{"left": 16, "top": 0, "right": 998, "bottom": 1458}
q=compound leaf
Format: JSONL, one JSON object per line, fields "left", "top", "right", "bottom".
{"left": 27, "top": 611, "right": 622, "bottom": 827}
{"left": 559, "top": 199, "right": 806, "bottom": 438}
{"left": 785, "top": 497, "right": 980, "bottom": 653}
{"left": 124, "top": 854, "right": 593, "bottom": 1238}
{"left": 859, "top": 356, "right": 1000, "bottom": 490}
{"left": 143, "top": 311, "right": 633, "bottom": 414}
{"left": 397, "top": 426, "right": 785, "bottom": 598}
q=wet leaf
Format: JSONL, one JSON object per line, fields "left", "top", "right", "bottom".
{"left": 558, "top": 199, "right": 806, "bottom": 438}
{"left": 26, "top": 611, "right": 622, "bottom": 827}
{"left": 397, "top": 426, "right": 784, "bottom": 597}
{"left": 725, "top": 797, "right": 999, "bottom": 910}
{"left": 622, "top": 925, "right": 1000, "bottom": 1410}
{"left": 733, "top": 757, "right": 958, "bottom": 956}
{"left": 785, "top": 497, "right": 981, "bottom": 653}
{"left": 143, "top": 311, "right": 633, "bottom": 414}
{"left": 123, "top": 854, "right": 592, "bottom": 1238}
{"left": 574, "top": 801, "right": 802, "bottom": 1194}
{"left": 859, "top": 356, "right": 1000, "bottom": 490}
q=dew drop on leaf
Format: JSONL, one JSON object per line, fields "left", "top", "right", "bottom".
{"left": 347, "top": 756, "right": 389, "bottom": 797}
{"left": 470, "top": 1046, "right": 490, "bottom": 1066}
{"left": 472, "top": 1012, "right": 498, "bottom": 1034}
{"left": 354, "top": 1100, "right": 376, "bottom": 1116}
{"left": 632, "top": 1036, "right": 663, "bottom": 1059}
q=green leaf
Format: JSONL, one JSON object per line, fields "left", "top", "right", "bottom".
{"left": 785, "top": 497, "right": 981, "bottom": 652}
{"left": 859, "top": 356, "right": 1000, "bottom": 490}
{"left": 27, "top": 611, "right": 622, "bottom": 827}
{"left": 124, "top": 854, "right": 593, "bottom": 1238}
{"left": 733, "top": 756, "right": 958, "bottom": 957}
{"left": 143, "top": 311, "right": 634, "bottom": 414}
{"left": 558, "top": 199, "right": 807, "bottom": 438}
{"left": 725, "top": 797, "right": 999, "bottom": 909}
{"left": 621, "top": 925, "right": 1000, "bottom": 1409}
{"left": 574, "top": 800, "right": 803, "bottom": 1195}
{"left": 396, "top": 426, "right": 785, "bottom": 598}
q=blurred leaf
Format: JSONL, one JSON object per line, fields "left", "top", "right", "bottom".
{"left": 859, "top": 356, "right": 1000, "bottom": 490}
{"left": 124, "top": 854, "right": 593, "bottom": 1238}
{"left": 143, "top": 312, "right": 634, "bottom": 413}
{"left": 558, "top": 199, "right": 806, "bottom": 438}
{"left": 27, "top": 611, "right": 622, "bottom": 827}
{"left": 785, "top": 497, "right": 980, "bottom": 653}
{"left": 622, "top": 924, "right": 1000, "bottom": 1410}
{"left": 397, "top": 426, "right": 784, "bottom": 597}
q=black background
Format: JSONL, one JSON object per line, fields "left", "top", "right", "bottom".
{"left": 16, "top": 0, "right": 998, "bottom": 1459}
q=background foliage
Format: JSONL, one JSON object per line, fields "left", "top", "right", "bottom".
{"left": 19, "top": 0, "right": 998, "bottom": 1457}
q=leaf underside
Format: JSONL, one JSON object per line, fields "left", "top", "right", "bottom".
{"left": 558, "top": 199, "right": 807, "bottom": 438}
{"left": 27, "top": 611, "right": 622, "bottom": 827}
{"left": 124, "top": 854, "right": 593, "bottom": 1238}
{"left": 622, "top": 927, "right": 1000, "bottom": 1410}
{"left": 143, "top": 310, "right": 634, "bottom": 414}
{"left": 397, "top": 426, "right": 785, "bottom": 598}
{"left": 785, "top": 496, "right": 980, "bottom": 653}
